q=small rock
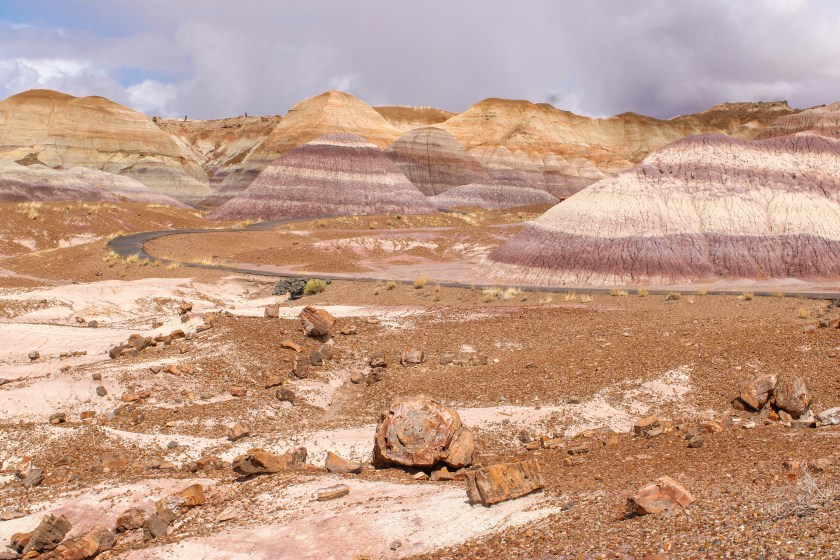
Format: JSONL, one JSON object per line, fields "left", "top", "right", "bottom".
{"left": 319, "top": 344, "right": 334, "bottom": 361}
{"left": 115, "top": 507, "right": 149, "bottom": 532}
{"left": 232, "top": 448, "right": 292, "bottom": 475}
{"left": 21, "top": 468, "right": 44, "bottom": 489}
{"left": 229, "top": 387, "right": 247, "bottom": 397}
{"left": 314, "top": 484, "right": 349, "bottom": 501}
{"left": 87, "top": 320, "right": 99, "bottom": 328}
{"left": 96, "top": 386, "right": 108, "bottom": 397}
{"left": 339, "top": 324, "right": 358, "bottom": 335}
{"left": 633, "top": 416, "right": 672, "bottom": 438}
{"left": 143, "top": 513, "right": 169, "bottom": 540}
{"left": 292, "top": 358, "right": 309, "bottom": 379}
{"left": 15, "top": 513, "right": 72, "bottom": 554}
{"left": 349, "top": 370, "right": 365, "bottom": 384}
{"left": 439, "top": 353, "right": 453, "bottom": 365}
{"left": 811, "top": 457, "right": 833, "bottom": 472}
{"left": 412, "top": 471, "right": 430, "bottom": 481}
{"left": 309, "top": 349, "right": 323, "bottom": 366}
{"left": 687, "top": 436, "right": 704, "bottom": 448}
{"left": 280, "top": 339, "right": 302, "bottom": 352}
{"left": 49, "top": 413, "right": 66, "bottom": 425}
{"left": 627, "top": 476, "right": 695, "bottom": 516}
{"left": 264, "top": 304, "right": 281, "bottom": 318}
{"left": 817, "top": 407, "right": 840, "bottom": 426}
{"left": 368, "top": 351, "right": 387, "bottom": 368}
{"left": 166, "top": 441, "right": 179, "bottom": 450}
{"left": 325, "top": 451, "right": 363, "bottom": 474}
{"left": 276, "top": 387, "right": 295, "bottom": 403}
{"left": 227, "top": 422, "right": 250, "bottom": 442}
{"left": 400, "top": 349, "right": 425, "bottom": 366}
{"left": 465, "top": 460, "right": 545, "bottom": 506}
{"left": 28, "top": 351, "right": 40, "bottom": 361}
{"left": 149, "top": 365, "right": 162, "bottom": 374}
{"left": 178, "top": 302, "right": 193, "bottom": 315}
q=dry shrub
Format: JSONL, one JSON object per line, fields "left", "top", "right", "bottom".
{"left": 740, "top": 291, "right": 755, "bottom": 301}
{"left": 580, "top": 294, "right": 593, "bottom": 303}
{"left": 413, "top": 276, "right": 429, "bottom": 289}
{"left": 771, "top": 291, "right": 785, "bottom": 298}
{"left": 637, "top": 288, "right": 649, "bottom": 297}
{"left": 665, "top": 292, "right": 681, "bottom": 301}
{"left": 610, "top": 288, "right": 628, "bottom": 297}
{"left": 798, "top": 307, "right": 811, "bottom": 319}
{"left": 386, "top": 280, "right": 397, "bottom": 291}
{"left": 563, "top": 291, "right": 577, "bottom": 302}
{"left": 766, "top": 467, "right": 839, "bottom": 520}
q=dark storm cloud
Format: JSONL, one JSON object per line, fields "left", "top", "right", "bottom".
{"left": 1, "top": 0, "right": 838, "bottom": 118}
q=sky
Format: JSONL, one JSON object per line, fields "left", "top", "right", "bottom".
{"left": 1, "top": 0, "right": 839, "bottom": 120}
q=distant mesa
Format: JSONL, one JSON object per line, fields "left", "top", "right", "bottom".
{"left": 429, "top": 182, "right": 558, "bottom": 210}
{"left": 490, "top": 132, "right": 840, "bottom": 285}
{"left": 217, "top": 90, "right": 403, "bottom": 199}
{"left": 386, "top": 127, "right": 490, "bottom": 195}
{"left": 0, "top": 159, "right": 188, "bottom": 206}
{"left": 0, "top": 89, "right": 211, "bottom": 204}
{"left": 758, "top": 101, "right": 840, "bottom": 139}
{"left": 208, "top": 133, "right": 437, "bottom": 221}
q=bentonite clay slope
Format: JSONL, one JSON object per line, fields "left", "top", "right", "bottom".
{"left": 490, "top": 132, "right": 840, "bottom": 285}
{"left": 428, "top": 182, "right": 558, "bottom": 210}
{"left": 386, "top": 127, "right": 490, "bottom": 195}
{"left": 0, "top": 89, "right": 211, "bottom": 203}
{"left": 374, "top": 105, "right": 455, "bottom": 131}
{"left": 209, "top": 133, "right": 437, "bottom": 221}
{"left": 218, "top": 91, "right": 403, "bottom": 198}
{"left": 157, "top": 116, "right": 283, "bottom": 197}
{"left": 759, "top": 102, "right": 840, "bottom": 139}
{"left": 440, "top": 98, "right": 796, "bottom": 199}
{"left": 0, "top": 160, "right": 187, "bottom": 206}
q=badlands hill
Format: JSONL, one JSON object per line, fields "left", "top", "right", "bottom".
{"left": 759, "top": 102, "right": 840, "bottom": 139}
{"left": 0, "top": 89, "right": 211, "bottom": 203}
{"left": 440, "top": 98, "right": 796, "bottom": 198}
{"left": 428, "top": 182, "right": 558, "bottom": 210}
{"left": 216, "top": 91, "right": 404, "bottom": 198}
{"left": 158, "top": 115, "right": 282, "bottom": 195}
{"left": 0, "top": 160, "right": 187, "bottom": 206}
{"left": 209, "top": 133, "right": 436, "bottom": 221}
{"left": 490, "top": 132, "right": 840, "bottom": 285}
{"left": 386, "top": 127, "right": 490, "bottom": 195}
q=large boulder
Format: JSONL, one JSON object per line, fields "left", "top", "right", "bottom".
{"left": 465, "top": 460, "right": 545, "bottom": 506}
{"left": 738, "top": 373, "right": 778, "bottom": 410}
{"left": 299, "top": 306, "right": 335, "bottom": 337}
{"left": 774, "top": 377, "right": 813, "bottom": 418}
{"left": 373, "top": 396, "right": 475, "bottom": 469}
{"left": 41, "top": 525, "right": 115, "bottom": 560}
{"left": 627, "top": 476, "right": 696, "bottom": 516}
{"left": 10, "top": 514, "right": 72, "bottom": 554}
{"left": 232, "top": 448, "right": 293, "bottom": 476}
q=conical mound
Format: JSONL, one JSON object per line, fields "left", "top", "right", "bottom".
{"left": 0, "top": 89, "right": 210, "bottom": 203}
{"left": 428, "top": 182, "right": 557, "bottom": 210}
{"left": 209, "top": 133, "right": 437, "bottom": 221}
{"left": 386, "top": 127, "right": 489, "bottom": 195}
{"left": 490, "top": 132, "right": 840, "bottom": 285}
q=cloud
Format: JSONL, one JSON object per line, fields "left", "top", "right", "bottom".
{"left": 0, "top": 1, "right": 839, "bottom": 119}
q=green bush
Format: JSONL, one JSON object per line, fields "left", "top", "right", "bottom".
{"left": 304, "top": 279, "right": 327, "bottom": 295}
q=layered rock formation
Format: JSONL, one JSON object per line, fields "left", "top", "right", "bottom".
{"left": 759, "top": 102, "right": 840, "bottom": 139}
{"left": 0, "top": 160, "right": 187, "bottom": 206}
{"left": 0, "top": 89, "right": 211, "bottom": 203}
{"left": 217, "top": 91, "right": 403, "bottom": 197}
{"left": 429, "top": 182, "right": 557, "bottom": 210}
{"left": 374, "top": 106, "right": 455, "bottom": 131}
{"left": 490, "top": 132, "right": 840, "bottom": 285}
{"left": 158, "top": 116, "right": 282, "bottom": 198}
{"left": 440, "top": 98, "right": 797, "bottom": 198}
{"left": 209, "top": 133, "right": 436, "bottom": 221}
{"left": 386, "top": 127, "right": 490, "bottom": 195}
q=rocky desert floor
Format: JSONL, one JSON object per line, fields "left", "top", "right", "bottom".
{"left": 2, "top": 203, "right": 840, "bottom": 559}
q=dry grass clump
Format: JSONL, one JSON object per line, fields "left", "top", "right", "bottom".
{"left": 563, "top": 291, "right": 577, "bottom": 302}
{"left": 166, "top": 261, "right": 181, "bottom": 270}
{"left": 610, "top": 288, "right": 628, "bottom": 297}
{"left": 798, "top": 307, "right": 811, "bottom": 319}
{"left": 579, "top": 294, "right": 593, "bottom": 303}
{"left": 766, "top": 467, "right": 838, "bottom": 520}
{"left": 665, "top": 292, "right": 682, "bottom": 301}
{"left": 740, "top": 291, "right": 755, "bottom": 301}
{"left": 413, "top": 276, "right": 429, "bottom": 289}
{"left": 17, "top": 201, "right": 42, "bottom": 220}
{"left": 637, "top": 288, "right": 649, "bottom": 297}
{"left": 538, "top": 295, "right": 553, "bottom": 305}
{"left": 771, "top": 291, "right": 785, "bottom": 298}
{"left": 696, "top": 288, "right": 708, "bottom": 296}
{"left": 125, "top": 253, "right": 142, "bottom": 264}
{"left": 303, "top": 279, "right": 327, "bottom": 295}
{"left": 386, "top": 280, "right": 397, "bottom": 291}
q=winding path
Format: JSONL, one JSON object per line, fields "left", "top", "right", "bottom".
{"left": 107, "top": 218, "right": 840, "bottom": 300}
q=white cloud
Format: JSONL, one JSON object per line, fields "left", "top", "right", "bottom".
{"left": 127, "top": 79, "right": 179, "bottom": 115}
